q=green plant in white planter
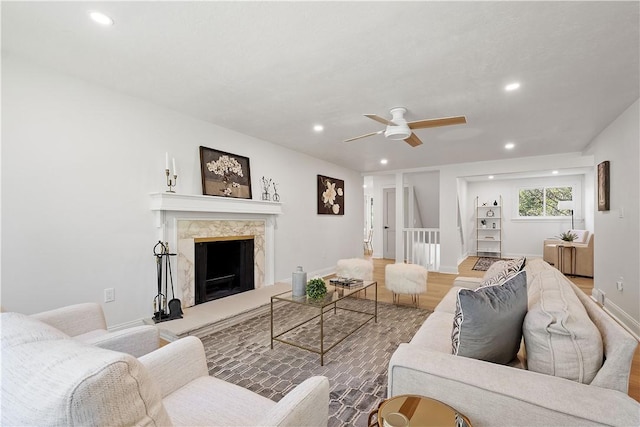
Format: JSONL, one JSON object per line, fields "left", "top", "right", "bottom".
{"left": 306, "top": 277, "right": 327, "bottom": 300}
{"left": 557, "top": 231, "right": 578, "bottom": 242}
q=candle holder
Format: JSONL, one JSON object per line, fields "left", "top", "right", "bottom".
{"left": 165, "top": 169, "right": 178, "bottom": 193}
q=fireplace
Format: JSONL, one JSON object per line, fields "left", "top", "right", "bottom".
{"left": 194, "top": 236, "right": 255, "bottom": 305}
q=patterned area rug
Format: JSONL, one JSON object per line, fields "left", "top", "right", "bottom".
{"left": 472, "top": 256, "right": 506, "bottom": 271}
{"left": 200, "top": 297, "right": 430, "bottom": 427}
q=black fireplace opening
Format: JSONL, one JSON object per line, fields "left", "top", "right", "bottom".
{"left": 194, "top": 238, "right": 255, "bottom": 304}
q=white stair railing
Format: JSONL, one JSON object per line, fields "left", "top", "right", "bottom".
{"left": 403, "top": 228, "right": 440, "bottom": 271}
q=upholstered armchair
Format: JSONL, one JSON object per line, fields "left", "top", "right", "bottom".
{"left": 543, "top": 230, "right": 594, "bottom": 277}
{"left": 31, "top": 302, "right": 159, "bottom": 357}
{"left": 1, "top": 313, "right": 330, "bottom": 427}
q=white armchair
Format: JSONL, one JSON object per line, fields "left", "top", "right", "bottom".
{"left": 1, "top": 313, "right": 330, "bottom": 427}
{"left": 31, "top": 302, "right": 159, "bottom": 357}
{"left": 543, "top": 230, "right": 594, "bottom": 277}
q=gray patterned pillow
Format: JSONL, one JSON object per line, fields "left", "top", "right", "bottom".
{"left": 452, "top": 270, "right": 528, "bottom": 364}
{"left": 479, "top": 256, "right": 526, "bottom": 288}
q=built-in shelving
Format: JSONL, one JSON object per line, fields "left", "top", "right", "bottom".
{"left": 476, "top": 196, "right": 502, "bottom": 258}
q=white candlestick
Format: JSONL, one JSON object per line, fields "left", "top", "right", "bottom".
{"left": 172, "top": 158, "right": 177, "bottom": 176}
{"left": 165, "top": 152, "right": 169, "bottom": 170}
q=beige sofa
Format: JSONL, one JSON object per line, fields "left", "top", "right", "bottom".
{"left": 388, "top": 258, "right": 639, "bottom": 426}
{"left": 543, "top": 230, "right": 594, "bottom": 277}
{"left": 1, "top": 312, "right": 329, "bottom": 426}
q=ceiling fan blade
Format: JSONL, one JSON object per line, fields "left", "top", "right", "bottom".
{"left": 408, "top": 115, "right": 467, "bottom": 129}
{"left": 404, "top": 133, "right": 423, "bottom": 147}
{"left": 343, "top": 130, "right": 384, "bottom": 143}
{"left": 364, "top": 114, "right": 397, "bottom": 126}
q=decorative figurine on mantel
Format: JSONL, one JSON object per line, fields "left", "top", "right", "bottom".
{"left": 272, "top": 182, "right": 280, "bottom": 202}
{"left": 261, "top": 176, "right": 272, "bottom": 201}
{"left": 165, "top": 152, "right": 178, "bottom": 193}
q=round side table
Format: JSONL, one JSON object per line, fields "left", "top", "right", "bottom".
{"left": 368, "top": 394, "right": 472, "bottom": 427}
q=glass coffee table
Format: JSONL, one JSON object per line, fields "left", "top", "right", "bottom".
{"left": 270, "top": 280, "right": 377, "bottom": 365}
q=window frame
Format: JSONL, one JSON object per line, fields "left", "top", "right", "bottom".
{"left": 513, "top": 180, "right": 581, "bottom": 221}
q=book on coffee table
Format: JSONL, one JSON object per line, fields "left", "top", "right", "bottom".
{"left": 329, "top": 277, "right": 364, "bottom": 287}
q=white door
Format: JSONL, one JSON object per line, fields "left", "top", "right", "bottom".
{"left": 383, "top": 188, "right": 396, "bottom": 259}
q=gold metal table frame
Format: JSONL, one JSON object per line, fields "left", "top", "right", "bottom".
{"left": 270, "top": 280, "right": 378, "bottom": 365}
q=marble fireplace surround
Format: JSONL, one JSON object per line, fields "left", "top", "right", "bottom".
{"left": 150, "top": 193, "right": 282, "bottom": 308}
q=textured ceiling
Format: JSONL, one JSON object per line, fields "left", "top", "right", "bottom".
{"left": 2, "top": 1, "right": 638, "bottom": 173}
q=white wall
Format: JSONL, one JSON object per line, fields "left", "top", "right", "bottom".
{"left": 406, "top": 171, "right": 439, "bottom": 228}
{"left": 467, "top": 175, "right": 586, "bottom": 257}
{"left": 584, "top": 99, "right": 639, "bottom": 332}
{"left": 1, "top": 56, "right": 363, "bottom": 326}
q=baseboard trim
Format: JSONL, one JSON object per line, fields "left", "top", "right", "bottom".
{"left": 107, "top": 319, "right": 146, "bottom": 332}
{"left": 603, "top": 300, "right": 640, "bottom": 341}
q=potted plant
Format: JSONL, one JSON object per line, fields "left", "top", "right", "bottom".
{"left": 480, "top": 219, "right": 487, "bottom": 229}
{"left": 306, "top": 277, "right": 327, "bottom": 300}
{"left": 557, "top": 231, "right": 578, "bottom": 242}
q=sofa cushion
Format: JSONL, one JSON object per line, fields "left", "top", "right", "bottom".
{"left": 411, "top": 311, "right": 458, "bottom": 353}
{"left": 452, "top": 270, "right": 528, "bottom": 364}
{"left": 524, "top": 269, "right": 603, "bottom": 384}
{"left": 1, "top": 312, "right": 69, "bottom": 350}
{"left": 163, "top": 376, "right": 274, "bottom": 426}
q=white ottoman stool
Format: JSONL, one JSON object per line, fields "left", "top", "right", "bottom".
{"left": 385, "top": 263, "right": 428, "bottom": 307}
{"left": 336, "top": 258, "right": 373, "bottom": 297}
{"left": 336, "top": 258, "right": 374, "bottom": 280}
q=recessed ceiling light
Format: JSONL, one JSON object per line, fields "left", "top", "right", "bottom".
{"left": 488, "top": 175, "right": 495, "bottom": 180}
{"left": 505, "top": 142, "right": 515, "bottom": 149}
{"left": 552, "top": 170, "right": 559, "bottom": 175}
{"left": 313, "top": 124, "right": 324, "bottom": 133}
{"left": 89, "top": 11, "right": 114, "bottom": 26}
{"left": 505, "top": 82, "right": 520, "bottom": 91}
{"left": 380, "top": 159, "right": 388, "bottom": 165}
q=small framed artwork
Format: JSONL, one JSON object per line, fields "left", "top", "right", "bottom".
{"left": 199, "top": 146, "right": 252, "bottom": 199}
{"left": 317, "top": 174, "right": 344, "bottom": 215}
{"left": 597, "top": 160, "right": 610, "bottom": 211}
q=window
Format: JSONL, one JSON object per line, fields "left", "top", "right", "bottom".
{"left": 518, "top": 186, "right": 573, "bottom": 217}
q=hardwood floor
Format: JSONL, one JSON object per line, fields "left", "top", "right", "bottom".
{"left": 362, "top": 256, "right": 640, "bottom": 402}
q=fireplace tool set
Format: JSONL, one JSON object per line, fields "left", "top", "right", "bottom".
{"left": 153, "top": 241, "right": 183, "bottom": 323}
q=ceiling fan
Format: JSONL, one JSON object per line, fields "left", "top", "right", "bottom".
{"left": 344, "top": 107, "right": 467, "bottom": 147}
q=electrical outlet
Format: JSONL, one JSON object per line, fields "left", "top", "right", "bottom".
{"left": 104, "top": 288, "right": 115, "bottom": 303}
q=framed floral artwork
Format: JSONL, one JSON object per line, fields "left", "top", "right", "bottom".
{"left": 317, "top": 174, "right": 344, "bottom": 215}
{"left": 199, "top": 146, "right": 252, "bottom": 199}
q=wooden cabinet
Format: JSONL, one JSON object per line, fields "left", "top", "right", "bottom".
{"left": 476, "top": 196, "right": 502, "bottom": 258}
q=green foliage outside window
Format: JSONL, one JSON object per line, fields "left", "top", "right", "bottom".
{"left": 519, "top": 186, "right": 573, "bottom": 217}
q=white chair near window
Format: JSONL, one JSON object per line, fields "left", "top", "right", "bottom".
{"left": 363, "top": 229, "right": 373, "bottom": 255}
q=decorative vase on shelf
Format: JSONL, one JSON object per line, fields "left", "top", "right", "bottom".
{"left": 292, "top": 266, "right": 307, "bottom": 297}
{"left": 493, "top": 200, "right": 498, "bottom": 206}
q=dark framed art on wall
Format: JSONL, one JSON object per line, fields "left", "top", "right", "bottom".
{"left": 317, "top": 174, "right": 344, "bottom": 215}
{"left": 199, "top": 146, "right": 252, "bottom": 199}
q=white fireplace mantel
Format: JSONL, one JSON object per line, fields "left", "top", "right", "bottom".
{"left": 149, "top": 192, "right": 282, "bottom": 215}
{"left": 149, "top": 192, "right": 282, "bottom": 306}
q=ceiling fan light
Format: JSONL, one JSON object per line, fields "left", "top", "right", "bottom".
{"left": 384, "top": 125, "right": 411, "bottom": 140}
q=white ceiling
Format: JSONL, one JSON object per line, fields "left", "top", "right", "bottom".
{"left": 2, "top": 1, "right": 638, "bottom": 173}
